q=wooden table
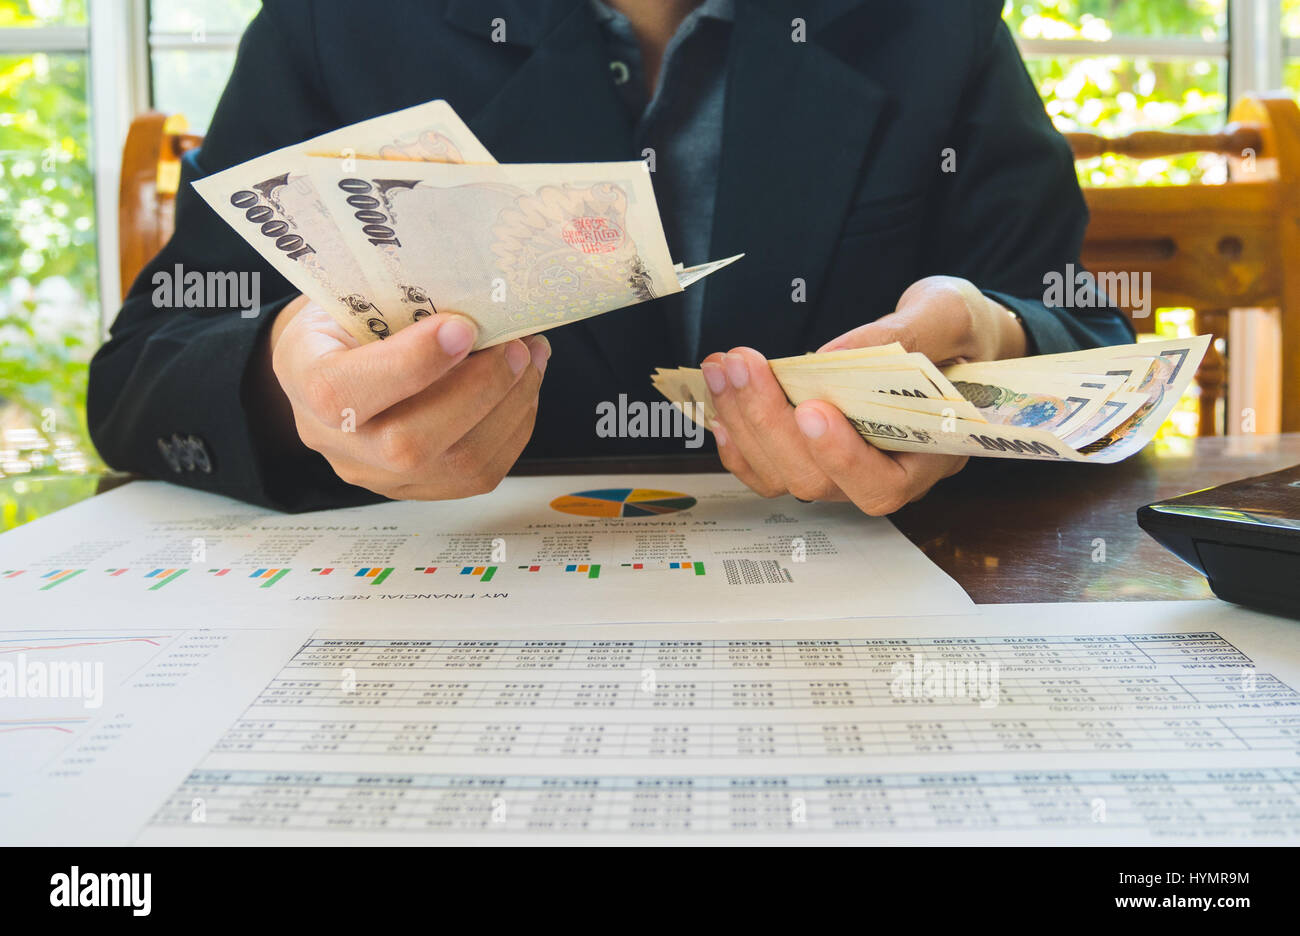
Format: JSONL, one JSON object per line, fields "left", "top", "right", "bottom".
{"left": 516, "top": 434, "right": 1300, "bottom": 604}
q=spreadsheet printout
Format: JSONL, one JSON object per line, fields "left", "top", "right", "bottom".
{"left": 4, "top": 601, "right": 1299, "bottom": 845}
{"left": 0, "top": 475, "right": 972, "bottom": 626}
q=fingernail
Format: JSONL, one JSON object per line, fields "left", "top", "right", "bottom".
{"left": 702, "top": 362, "right": 726, "bottom": 395}
{"left": 505, "top": 340, "right": 530, "bottom": 376}
{"left": 712, "top": 421, "right": 728, "bottom": 446}
{"left": 795, "top": 407, "right": 827, "bottom": 439}
{"left": 723, "top": 353, "right": 749, "bottom": 389}
{"left": 525, "top": 334, "right": 551, "bottom": 374}
{"left": 437, "top": 316, "right": 476, "bottom": 356}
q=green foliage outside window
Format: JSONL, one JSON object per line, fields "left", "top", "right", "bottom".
{"left": 1005, "top": 1, "right": 1230, "bottom": 185}
{"left": 1285, "top": 0, "right": 1300, "bottom": 93}
{"left": 0, "top": 1, "right": 101, "bottom": 528}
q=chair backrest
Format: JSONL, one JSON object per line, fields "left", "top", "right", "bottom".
{"left": 117, "top": 111, "right": 203, "bottom": 300}
{"left": 1067, "top": 94, "right": 1300, "bottom": 434}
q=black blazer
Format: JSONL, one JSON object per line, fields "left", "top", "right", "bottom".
{"left": 89, "top": 0, "right": 1134, "bottom": 512}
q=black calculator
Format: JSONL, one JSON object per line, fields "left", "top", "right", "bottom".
{"left": 1137, "top": 463, "right": 1300, "bottom": 619}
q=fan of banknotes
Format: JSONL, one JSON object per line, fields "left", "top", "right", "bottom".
{"left": 652, "top": 335, "right": 1210, "bottom": 463}
{"left": 194, "top": 100, "right": 742, "bottom": 348}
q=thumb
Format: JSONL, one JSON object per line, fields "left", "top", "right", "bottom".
{"left": 294, "top": 310, "right": 479, "bottom": 426}
{"left": 817, "top": 276, "right": 987, "bottom": 364}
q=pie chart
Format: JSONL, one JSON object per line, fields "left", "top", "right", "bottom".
{"left": 550, "top": 488, "right": 698, "bottom": 519}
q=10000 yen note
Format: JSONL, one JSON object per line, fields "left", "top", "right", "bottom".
{"left": 652, "top": 367, "right": 718, "bottom": 428}
{"left": 772, "top": 350, "right": 964, "bottom": 402}
{"left": 969, "top": 336, "right": 1212, "bottom": 459}
{"left": 771, "top": 374, "right": 985, "bottom": 422}
{"left": 657, "top": 368, "right": 1133, "bottom": 463}
{"left": 939, "top": 366, "right": 1126, "bottom": 439}
{"left": 651, "top": 335, "right": 1210, "bottom": 464}
{"left": 192, "top": 100, "right": 496, "bottom": 342}
{"left": 675, "top": 254, "right": 745, "bottom": 289}
{"left": 309, "top": 158, "right": 683, "bottom": 349}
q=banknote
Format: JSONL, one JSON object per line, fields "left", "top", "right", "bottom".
{"left": 771, "top": 350, "right": 965, "bottom": 402}
{"left": 969, "top": 336, "right": 1212, "bottom": 458}
{"left": 199, "top": 99, "right": 744, "bottom": 349}
{"left": 310, "top": 157, "right": 726, "bottom": 349}
{"left": 650, "top": 336, "right": 1210, "bottom": 463}
{"left": 193, "top": 100, "right": 496, "bottom": 342}
{"left": 1064, "top": 390, "right": 1149, "bottom": 448}
{"left": 940, "top": 365, "right": 1127, "bottom": 438}
{"left": 652, "top": 367, "right": 718, "bottom": 427}
{"left": 675, "top": 254, "right": 745, "bottom": 289}
{"left": 773, "top": 374, "right": 985, "bottom": 422}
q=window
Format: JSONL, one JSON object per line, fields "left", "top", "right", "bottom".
{"left": 1286, "top": 0, "right": 1300, "bottom": 93}
{"left": 0, "top": 0, "right": 100, "bottom": 525}
{"left": 1002, "top": 1, "right": 1246, "bottom": 444}
{"left": 148, "top": 0, "right": 259, "bottom": 133}
{"left": 1005, "top": 1, "right": 1231, "bottom": 185}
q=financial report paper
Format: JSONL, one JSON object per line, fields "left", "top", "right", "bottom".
{"left": 3, "top": 601, "right": 1299, "bottom": 845}
{"left": 0, "top": 475, "right": 972, "bottom": 626}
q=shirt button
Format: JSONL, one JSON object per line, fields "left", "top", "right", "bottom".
{"left": 173, "top": 433, "right": 195, "bottom": 472}
{"left": 187, "top": 435, "right": 213, "bottom": 474}
{"left": 609, "top": 60, "right": 630, "bottom": 85}
{"left": 157, "top": 437, "right": 182, "bottom": 473}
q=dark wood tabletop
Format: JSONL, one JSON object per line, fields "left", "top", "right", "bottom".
{"left": 516, "top": 434, "right": 1300, "bottom": 604}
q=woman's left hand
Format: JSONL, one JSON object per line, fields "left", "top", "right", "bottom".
{"left": 700, "top": 275, "right": 1027, "bottom": 515}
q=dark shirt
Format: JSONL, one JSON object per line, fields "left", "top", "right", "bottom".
{"left": 590, "top": 0, "right": 733, "bottom": 362}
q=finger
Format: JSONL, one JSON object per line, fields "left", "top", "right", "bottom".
{"left": 711, "top": 419, "right": 779, "bottom": 498}
{"left": 893, "top": 451, "right": 969, "bottom": 503}
{"left": 723, "top": 347, "right": 838, "bottom": 501}
{"left": 315, "top": 448, "right": 395, "bottom": 497}
{"left": 348, "top": 336, "right": 538, "bottom": 471}
{"left": 397, "top": 371, "right": 544, "bottom": 500}
{"left": 434, "top": 356, "right": 544, "bottom": 475}
{"left": 793, "top": 400, "right": 938, "bottom": 516}
{"left": 322, "top": 353, "right": 545, "bottom": 499}
{"left": 702, "top": 352, "right": 787, "bottom": 495}
{"left": 288, "top": 311, "right": 481, "bottom": 427}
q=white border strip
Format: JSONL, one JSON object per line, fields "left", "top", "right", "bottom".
{"left": 1015, "top": 36, "right": 1229, "bottom": 60}
{"left": 0, "top": 26, "right": 89, "bottom": 52}
{"left": 146, "top": 30, "right": 242, "bottom": 51}
{"left": 88, "top": 0, "right": 150, "bottom": 332}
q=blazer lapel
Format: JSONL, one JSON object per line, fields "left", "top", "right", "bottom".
{"left": 701, "top": 0, "right": 888, "bottom": 360}
{"left": 451, "top": 2, "right": 633, "bottom": 163}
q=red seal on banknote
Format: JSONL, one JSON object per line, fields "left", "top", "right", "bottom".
{"left": 560, "top": 216, "right": 624, "bottom": 254}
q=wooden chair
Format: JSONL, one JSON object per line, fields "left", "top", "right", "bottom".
{"left": 1066, "top": 93, "right": 1300, "bottom": 434}
{"left": 117, "top": 111, "right": 203, "bottom": 300}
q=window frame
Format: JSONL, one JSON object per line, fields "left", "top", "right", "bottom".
{"left": 0, "top": 0, "right": 149, "bottom": 333}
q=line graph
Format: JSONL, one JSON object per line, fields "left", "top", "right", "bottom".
{"left": 0, "top": 718, "right": 90, "bottom": 735}
{"left": 0, "top": 635, "right": 169, "bottom": 655}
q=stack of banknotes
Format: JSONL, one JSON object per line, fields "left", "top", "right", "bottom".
{"left": 652, "top": 335, "right": 1210, "bottom": 463}
{"left": 195, "top": 100, "right": 741, "bottom": 348}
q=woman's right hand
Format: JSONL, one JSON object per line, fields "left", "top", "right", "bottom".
{"left": 262, "top": 295, "right": 549, "bottom": 500}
